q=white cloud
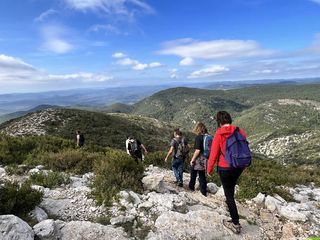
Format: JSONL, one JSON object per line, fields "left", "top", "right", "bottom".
{"left": 34, "top": 9, "right": 58, "bottom": 22}
{"left": 116, "top": 56, "right": 162, "bottom": 70}
{"left": 0, "top": 54, "right": 113, "bottom": 91}
{"left": 149, "top": 62, "right": 162, "bottom": 68}
{"left": 112, "top": 52, "right": 127, "bottom": 58}
{"left": 310, "top": 0, "right": 320, "bottom": 4}
{"left": 132, "top": 63, "right": 148, "bottom": 70}
{"left": 158, "top": 39, "right": 275, "bottom": 60}
{"left": 40, "top": 25, "right": 74, "bottom": 54}
{"left": 188, "top": 65, "right": 230, "bottom": 78}
{"left": 89, "top": 24, "right": 126, "bottom": 35}
{"left": 64, "top": 0, "right": 154, "bottom": 16}
{"left": 117, "top": 57, "right": 139, "bottom": 66}
{"left": 179, "top": 57, "right": 194, "bottom": 66}
{"left": 49, "top": 72, "right": 113, "bottom": 82}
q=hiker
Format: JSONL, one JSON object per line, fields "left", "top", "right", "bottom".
{"left": 76, "top": 130, "right": 85, "bottom": 147}
{"left": 126, "top": 136, "right": 148, "bottom": 163}
{"left": 189, "top": 122, "right": 212, "bottom": 196}
{"left": 164, "top": 129, "right": 189, "bottom": 187}
{"left": 207, "top": 111, "right": 251, "bottom": 234}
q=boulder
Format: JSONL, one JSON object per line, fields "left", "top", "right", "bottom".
{"left": 265, "top": 196, "right": 283, "bottom": 212}
{"left": 60, "top": 221, "right": 128, "bottom": 240}
{"left": 279, "top": 205, "right": 308, "bottom": 222}
{"left": 252, "top": 192, "right": 266, "bottom": 205}
{"left": 33, "top": 219, "right": 62, "bottom": 240}
{"left": 0, "top": 167, "right": 6, "bottom": 177}
{"left": 142, "top": 174, "right": 167, "bottom": 193}
{"left": 0, "top": 215, "right": 34, "bottom": 240}
{"left": 207, "top": 182, "right": 219, "bottom": 194}
{"left": 110, "top": 215, "right": 135, "bottom": 225}
{"left": 215, "top": 187, "right": 225, "bottom": 197}
{"left": 30, "top": 206, "right": 48, "bottom": 222}
{"left": 28, "top": 168, "right": 41, "bottom": 175}
{"left": 147, "top": 210, "right": 263, "bottom": 240}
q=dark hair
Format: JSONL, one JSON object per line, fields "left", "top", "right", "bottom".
{"left": 194, "top": 122, "right": 208, "bottom": 135}
{"left": 215, "top": 111, "right": 232, "bottom": 127}
{"left": 76, "top": 130, "right": 81, "bottom": 134}
{"left": 174, "top": 128, "right": 182, "bottom": 136}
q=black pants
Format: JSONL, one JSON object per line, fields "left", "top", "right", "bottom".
{"left": 219, "top": 168, "right": 243, "bottom": 225}
{"left": 189, "top": 166, "right": 207, "bottom": 196}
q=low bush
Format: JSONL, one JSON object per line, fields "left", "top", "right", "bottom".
{"left": 0, "top": 181, "right": 43, "bottom": 218}
{"left": 236, "top": 158, "right": 320, "bottom": 201}
{"left": 29, "top": 171, "right": 70, "bottom": 189}
{"left": 143, "top": 151, "right": 171, "bottom": 169}
{"left": 92, "top": 149, "right": 144, "bottom": 206}
{"left": 40, "top": 149, "right": 105, "bottom": 174}
{"left": 5, "top": 164, "right": 28, "bottom": 176}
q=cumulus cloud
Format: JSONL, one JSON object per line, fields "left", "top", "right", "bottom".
{"left": 112, "top": 52, "right": 127, "bottom": 58}
{"left": 188, "top": 65, "right": 230, "bottom": 78}
{"left": 116, "top": 56, "right": 162, "bottom": 70}
{"left": 179, "top": 57, "right": 194, "bottom": 66}
{"left": 34, "top": 9, "right": 58, "bottom": 22}
{"left": 40, "top": 25, "right": 74, "bottom": 54}
{"left": 158, "top": 39, "right": 275, "bottom": 60}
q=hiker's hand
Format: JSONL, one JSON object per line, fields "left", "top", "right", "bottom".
{"left": 145, "top": 150, "right": 148, "bottom": 154}
{"left": 190, "top": 160, "right": 194, "bottom": 166}
{"left": 164, "top": 157, "right": 168, "bottom": 162}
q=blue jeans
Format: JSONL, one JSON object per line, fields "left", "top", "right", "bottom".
{"left": 172, "top": 158, "right": 184, "bottom": 183}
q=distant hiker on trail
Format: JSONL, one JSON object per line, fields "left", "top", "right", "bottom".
{"left": 207, "top": 111, "right": 252, "bottom": 234}
{"left": 126, "top": 136, "right": 148, "bottom": 163}
{"left": 76, "top": 130, "right": 85, "bottom": 147}
{"left": 164, "top": 129, "right": 189, "bottom": 187}
{"left": 189, "top": 122, "right": 212, "bottom": 197}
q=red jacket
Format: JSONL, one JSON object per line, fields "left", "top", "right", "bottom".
{"left": 207, "top": 124, "right": 247, "bottom": 174}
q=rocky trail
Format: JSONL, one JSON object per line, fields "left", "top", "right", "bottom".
{"left": 0, "top": 164, "right": 320, "bottom": 240}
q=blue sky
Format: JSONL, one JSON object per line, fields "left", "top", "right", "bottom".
{"left": 0, "top": 0, "right": 320, "bottom": 93}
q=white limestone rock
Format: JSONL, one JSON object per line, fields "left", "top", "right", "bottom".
{"left": 265, "top": 195, "right": 283, "bottom": 212}
{"left": 252, "top": 192, "right": 266, "bottom": 205}
{"left": 142, "top": 174, "right": 167, "bottom": 193}
{"left": 207, "top": 182, "right": 219, "bottom": 194}
{"left": 60, "top": 221, "right": 128, "bottom": 240}
{"left": 33, "top": 219, "right": 62, "bottom": 240}
{"left": 0, "top": 215, "right": 34, "bottom": 240}
{"left": 30, "top": 206, "right": 48, "bottom": 223}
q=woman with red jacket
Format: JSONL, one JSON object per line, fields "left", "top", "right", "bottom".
{"left": 207, "top": 111, "right": 247, "bottom": 234}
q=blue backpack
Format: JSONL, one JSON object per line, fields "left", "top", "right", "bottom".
{"left": 203, "top": 134, "right": 213, "bottom": 158}
{"left": 225, "top": 128, "right": 252, "bottom": 168}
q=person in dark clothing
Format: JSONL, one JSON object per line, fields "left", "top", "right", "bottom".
{"left": 207, "top": 111, "right": 248, "bottom": 234}
{"left": 126, "top": 136, "right": 148, "bottom": 163}
{"left": 165, "top": 129, "right": 189, "bottom": 187}
{"left": 189, "top": 122, "right": 208, "bottom": 196}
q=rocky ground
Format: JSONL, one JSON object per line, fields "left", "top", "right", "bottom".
{"left": 0, "top": 165, "right": 320, "bottom": 240}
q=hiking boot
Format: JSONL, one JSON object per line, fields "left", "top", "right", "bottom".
{"left": 222, "top": 219, "right": 241, "bottom": 234}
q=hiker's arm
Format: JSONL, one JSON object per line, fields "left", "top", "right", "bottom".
{"left": 190, "top": 149, "right": 201, "bottom": 165}
{"left": 207, "top": 134, "right": 220, "bottom": 174}
{"left": 164, "top": 147, "right": 174, "bottom": 162}
{"left": 141, "top": 144, "right": 148, "bottom": 153}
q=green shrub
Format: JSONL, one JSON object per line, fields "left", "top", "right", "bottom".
{"left": 40, "top": 149, "right": 105, "bottom": 174}
{"left": 143, "top": 151, "right": 171, "bottom": 169}
{"left": 0, "top": 181, "right": 43, "bottom": 218}
{"left": 92, "top": 149, "right": 144, "bottom": 206}
{"left": 5, "top": 164, "right": 28, "bottom": 176}
{"left": 236, "top": 158, "right": 320, "bottom": 200}
{"left": 29, "top": 171, "right": 70, "bottom": 188}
